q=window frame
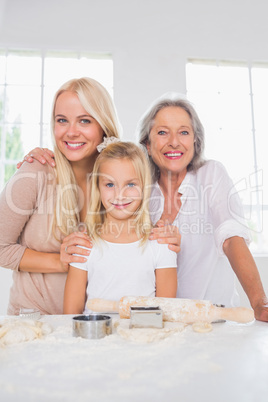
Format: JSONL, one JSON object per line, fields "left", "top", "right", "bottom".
{"left": 186, "top": 58, "right": 268, "bottom": 256}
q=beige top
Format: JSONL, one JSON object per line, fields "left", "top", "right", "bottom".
{"left": 0, "top": 161, "right": 67, "bottom": 315}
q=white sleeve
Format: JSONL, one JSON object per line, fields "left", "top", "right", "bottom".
{"left": 207, "top": 162, "right": 251, "bottom": 254}
{"left": 69, "top": 245, "right": 90, "bottom": 272}
{"left": 153, "top": 242, "right": 178, "bottom": 270}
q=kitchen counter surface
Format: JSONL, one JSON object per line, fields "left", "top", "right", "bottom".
{"left": 0, "top": 314, "right": 268, "bottom": 402}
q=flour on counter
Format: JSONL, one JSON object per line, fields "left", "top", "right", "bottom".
{"left": 0, "top": 314, "right": 264, "bottom": 402}
{"left": 115, "top": 319, "right": 187, "bottom": 342}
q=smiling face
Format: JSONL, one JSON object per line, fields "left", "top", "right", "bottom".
{"left": 98, "top": 158, "right": 142, "bottom": 223}
{"left": 146, "top": 106, "right": 195, "bottom": 178}
{"left": 54, "top": 91, "right": 104, "bottom": 166}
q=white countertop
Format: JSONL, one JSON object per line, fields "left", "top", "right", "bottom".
{"left": 0, "top": 314, "right": 268, "bottom": 402}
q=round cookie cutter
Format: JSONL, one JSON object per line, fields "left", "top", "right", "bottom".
{"left": 72, "top": 314, "right": 112, "bottom": 339}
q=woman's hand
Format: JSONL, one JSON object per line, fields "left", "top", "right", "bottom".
{"left": 223, "top": 236, "right": 268, "bottom": 322}
{"left": 149, "top": 220, "right": 181, "bottom": 253}
{"left": 17, "top": 147, "right": 55, "bottom": 169}
{"left": 253, "top": 300, "right": 268, "bottom": 322}
{"left": 60, "top": 232, "right": 93, "bottom": 272}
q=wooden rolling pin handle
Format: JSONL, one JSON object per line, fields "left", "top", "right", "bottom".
{"left": 87, "top": 298, "right": 120, "bottom": 313}
{"left": 215, "top": 306, "right": 255, "bottom": 323}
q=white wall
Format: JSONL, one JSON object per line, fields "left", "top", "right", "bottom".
{"left": 0, "top": 0, "right": 268, "bottom": 314}
{"left": 1, "top": 0, "right": 268, "bottom": 139}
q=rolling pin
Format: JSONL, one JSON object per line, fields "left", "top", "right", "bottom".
{"left": 87, "top": 296, "right": 255, "bottom": 324}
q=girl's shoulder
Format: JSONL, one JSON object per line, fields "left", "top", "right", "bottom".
{"left": 145, "top": 239, "right": 177, "bottom": 267}
{"left": 145, "top": 239, "right": 171, "bottom": 254}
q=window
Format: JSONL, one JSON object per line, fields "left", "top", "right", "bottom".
{"left": 186, "top": 59, "right": 268, "bottom": 254}
{"left": 0, "top": 49, "right": 113, "bottom": 190}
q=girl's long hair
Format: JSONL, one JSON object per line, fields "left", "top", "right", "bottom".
{"left": 85, "top": 142, "right": 152, "bottom": 246}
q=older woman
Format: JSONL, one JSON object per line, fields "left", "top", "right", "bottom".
{"left": 138, "top": 94, "right": 268, "bottom": 321}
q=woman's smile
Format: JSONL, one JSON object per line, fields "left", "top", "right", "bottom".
{"left": 64, "top": 141, "right": 86, "bottom": 150}
{"left": 164, "top": 151, "right": 183, "bottom": 159}
{"left": 147, "top": 106, "right": 195, "bottom": 176}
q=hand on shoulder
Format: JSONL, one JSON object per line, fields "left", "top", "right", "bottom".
{"left": 17, "top": 147, "right": 55, "bottom": 169}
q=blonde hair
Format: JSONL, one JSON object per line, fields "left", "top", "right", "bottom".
{"left": 85, "top": 142, "right": 152, "bottom": 246}
{"left": 51, "top": 77, "right": 121, "bottom": 238}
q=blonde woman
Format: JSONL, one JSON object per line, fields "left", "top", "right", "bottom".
{"left": 64, "top": 141, "right": 177, "bottom": 314}
{"left": 0, "top": 77, "right": 121, "bottom": 315}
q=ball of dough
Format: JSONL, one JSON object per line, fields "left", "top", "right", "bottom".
{"left": 0, "top": 319, "right": 52, "bottom": 346}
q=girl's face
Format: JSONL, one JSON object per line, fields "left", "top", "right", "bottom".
{"left": 146, "top": 106, "right": 195, "bottom": 177}
{"left": 98, "top": 158, "right": 142, "bottom": 223}
{"left": 54, "top": 91, "right": 104, "bottom": 165}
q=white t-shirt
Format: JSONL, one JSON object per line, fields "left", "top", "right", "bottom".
{"left": 71, "top": 239, "right": 177, "bottom": 313}
{"left": 149, "top": 160, "right": 251, "bottom": 307}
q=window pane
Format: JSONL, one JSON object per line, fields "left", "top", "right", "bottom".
{"left": 5, "top": 86, "right": 41, "bottom": 124}
{"left": 4, "top": 123, "right": 40, "bottom": 161}
{"left": 4, "top": 164, "right": 17, "bottom": 184}
{"left": 44, "top": 54, "right": 113, "bottom": 95}
{"left": 44, "top": 56, "right": 81, "bottom": 85}
{"left": 0, "top": 53, "right": 6, "bottom": 84}
{"left": 79, "top": 56, "right": 113, "bottom": 95}
{"left": 0, "top": 86, "right": 4, "bottom": 122}
{"left": 247, "top": 208, "right": 268, "bottom": 253}
{"left": 6, "top": 51, "right": 41, "bottom": 85}
{"left": 20, "top": 124, "right": 41, "bottom": 154}
{"left": 186, "top": 60, "right": 268, "bottom": 254}
{"left": 252, "top": 66, "right": 268, "bottom": 205}
{"left": 186, "top": 63, "right": 253, "bottom": 184}
{"left": 41, "top": 123, "right": 52, "bottom": 149}
{"left": 5, "top": 123, "right": 24, "bottom": 160}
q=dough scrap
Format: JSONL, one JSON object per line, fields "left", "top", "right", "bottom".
{"left": 192, "top": 322, "right": 213, "bottom": 333}
{"left": 0, "top": 319, "right": 52, "bottom": 346}
{"left": 116, "top": 319, "right": 186, "bottom": 343}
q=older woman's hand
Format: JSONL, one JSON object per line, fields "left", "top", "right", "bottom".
{"left": 253, "top": 299, "right": 268, "bottom": 322}
{"left": 149, "top": 220, "right": 181, "bottom": 253}
{"left": 60, "top": 231, "right": 93, "bottom": 272}
{"left": 17, "top": 147, "right": 55, "bottom": 169}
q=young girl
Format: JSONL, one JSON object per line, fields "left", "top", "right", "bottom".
{"left": 64, "top": 141, "right": 177, "bottom": 314}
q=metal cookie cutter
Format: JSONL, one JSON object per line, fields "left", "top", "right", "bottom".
{"left": 72, "top": 314, "right": 112, "bottom": 339}
{"left": 130, "top": 306, "right": 163, "bottom": 329}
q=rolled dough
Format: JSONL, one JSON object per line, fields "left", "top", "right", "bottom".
{"left": 0, "top": 318, "right": 52, "bottom": 346}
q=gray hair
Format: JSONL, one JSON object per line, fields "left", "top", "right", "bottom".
{"left": 137, "top": 94, "right": 205, "bottom": 181}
